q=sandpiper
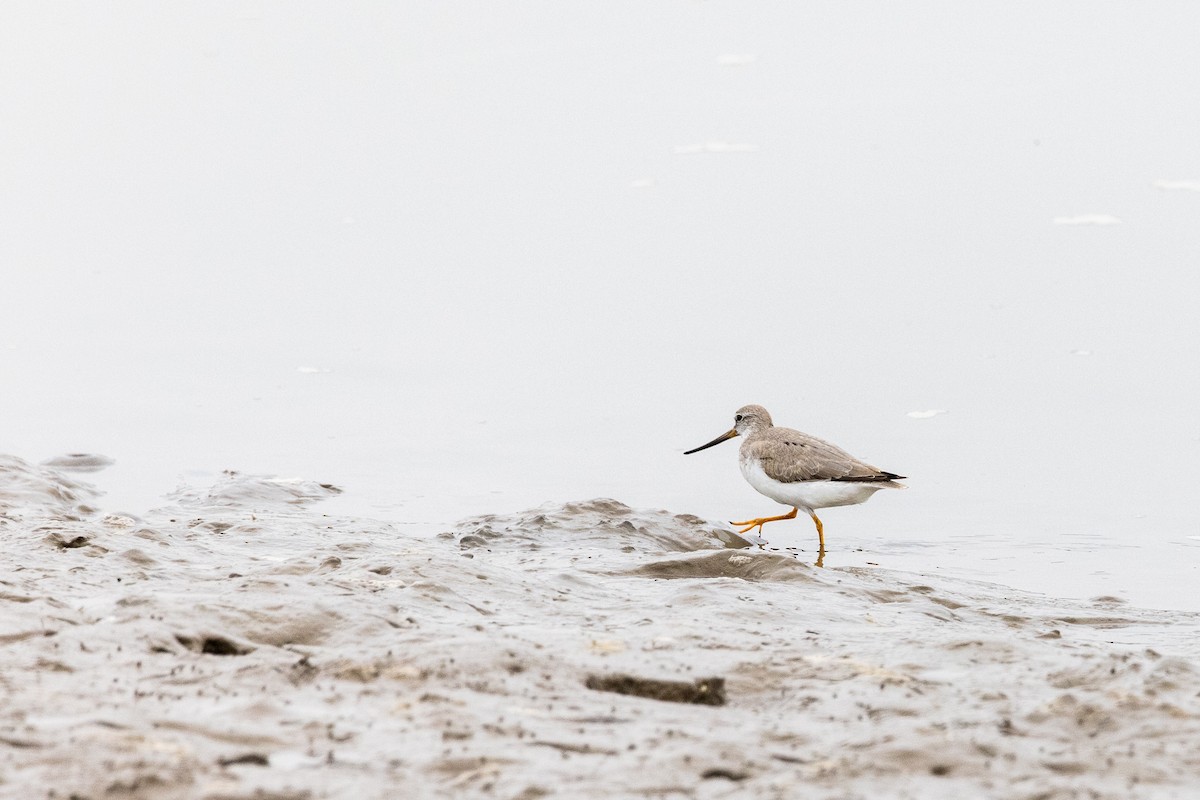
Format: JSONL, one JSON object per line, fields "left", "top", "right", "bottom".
{"left": 685, "top": 404, "right": 904, "bottom": 564}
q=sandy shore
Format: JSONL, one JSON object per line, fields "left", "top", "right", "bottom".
{"left": 2, "top": 454, "right": 1199, "bottom": 799}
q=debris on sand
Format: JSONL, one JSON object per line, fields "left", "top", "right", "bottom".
{"left": 585, "top": 673, "right": 727, "bottom": 706}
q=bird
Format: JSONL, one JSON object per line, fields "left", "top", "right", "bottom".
{"left": 684, "top": 404, "right": 904, "bottom": 564}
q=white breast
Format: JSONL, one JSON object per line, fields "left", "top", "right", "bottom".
{"left": 739, "top": 457, "right": 888, "bottom": 511}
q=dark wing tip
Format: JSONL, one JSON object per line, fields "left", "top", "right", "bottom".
{"left": 831, "top": 471, "right": 906, "bottom": 483}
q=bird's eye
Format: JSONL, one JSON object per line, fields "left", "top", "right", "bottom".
{"left": 735, "top": 414, "right": 743, "bottom": 422}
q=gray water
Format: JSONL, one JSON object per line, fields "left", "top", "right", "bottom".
{"left": 2, "top": 3, "right": 1198, "bottom": 614}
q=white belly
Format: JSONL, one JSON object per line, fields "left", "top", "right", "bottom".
{"left": 739, "top": 458, "right": 888, "bottom": 511}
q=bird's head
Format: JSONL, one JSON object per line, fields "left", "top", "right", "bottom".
{"left": 684, "top": 404, "right": 773, "bottom": 454}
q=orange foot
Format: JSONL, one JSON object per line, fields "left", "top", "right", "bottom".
{"left": 730, "top": 506, "right": 798, "bottom": 536}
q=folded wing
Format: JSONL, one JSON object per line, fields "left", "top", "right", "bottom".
{"left": 746, "top": 428, "right": 905, "bottom": 484}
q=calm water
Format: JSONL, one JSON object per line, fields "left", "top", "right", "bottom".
{"left": 3, "top": 2, "right": 1198, "bottom": 609}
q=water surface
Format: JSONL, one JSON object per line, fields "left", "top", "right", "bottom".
{"left": 2, "top": 3, "right": 1198, "bottom": 610}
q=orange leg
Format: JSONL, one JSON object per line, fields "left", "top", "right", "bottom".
{"left": 730, "top": 506, "right": 797, "bottom": 536}
{"left": 811, "top": 512, "right": 826, "bottom": 568}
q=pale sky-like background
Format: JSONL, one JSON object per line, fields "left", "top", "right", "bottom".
{"left": 3, "top": 2, "right": 1198, "bottom": 607}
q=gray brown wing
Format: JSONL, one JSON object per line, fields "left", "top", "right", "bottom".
{"left": 745, "top": 428, "right": 903, "bottom": 483}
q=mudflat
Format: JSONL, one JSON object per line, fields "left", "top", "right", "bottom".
{"left": 2, "top": 455, "right": 1198, "bottom": 799}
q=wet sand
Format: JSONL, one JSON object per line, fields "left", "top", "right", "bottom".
{"left": 3, "top": 455, "right": 1199, "bottom": 799}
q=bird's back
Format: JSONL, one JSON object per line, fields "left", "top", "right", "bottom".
{"left": 740, "top": 426, "right": 904, "bottom": 485}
